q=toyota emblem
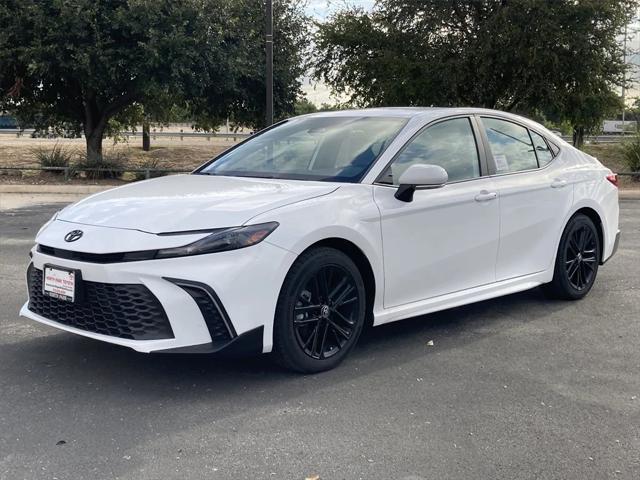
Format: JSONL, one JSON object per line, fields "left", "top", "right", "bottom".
{"left": 64, "top": 230, "right": 83, "bottom": 242}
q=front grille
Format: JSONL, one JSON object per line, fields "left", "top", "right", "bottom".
{"left": 27, "top": 265, "right": 174, "bottom": 340}
{"left": 37, "top": 244, "right": 157, "bottom": 263}
{"left": 166, "top": 278, "right": 235, "bottom": 343}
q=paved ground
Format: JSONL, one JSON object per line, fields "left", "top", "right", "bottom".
{"left": 0, "top": 201, "right": 638, "bottom": 480}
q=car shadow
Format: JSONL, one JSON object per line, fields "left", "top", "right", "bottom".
{"left": 4, "top": 285, "right": 573, "bottom": 396}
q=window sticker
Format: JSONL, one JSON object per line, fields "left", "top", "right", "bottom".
{"left": 494, "top": 153, "right": 509, "bottom": 172}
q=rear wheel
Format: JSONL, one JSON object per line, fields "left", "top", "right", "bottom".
{"left": 544, "top": 213, "right": 600, "bottom": 300}
{"left": 273, "top": 247, "right": 366, "bottom": 373}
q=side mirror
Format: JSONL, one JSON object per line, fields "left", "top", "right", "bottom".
{"left": 394, "top": 164, "right": 448, "bottom": 202}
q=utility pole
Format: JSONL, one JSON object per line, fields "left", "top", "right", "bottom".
{"left": 622, "top": 23, "right": 628, "bottom": 137}
{"left": 265, "top": 0, "right": 274, "bottom": 127}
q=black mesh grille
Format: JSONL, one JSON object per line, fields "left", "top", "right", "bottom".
{"left": 179, "top": 285, "right": 233, "bottom": 342}
{"left": 27, "top": 265, "right": 174, "bottom": 340}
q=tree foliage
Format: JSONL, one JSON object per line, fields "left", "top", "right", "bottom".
{"left": 314, "top": 0, "right": 635, "bottom": 145}
{"left": 0, "top": 0, "right": 308, "bottom": 161}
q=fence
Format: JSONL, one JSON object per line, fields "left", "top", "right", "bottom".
{"left": 0, "top": 165, "right": 192, "bottom": 181}
{"left": 0, "top": 129, "right": 251, "bottom": 141}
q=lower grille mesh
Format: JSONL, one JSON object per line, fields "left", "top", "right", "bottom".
{"left": 27, "top": 265, "right": 174, "bottom": 340}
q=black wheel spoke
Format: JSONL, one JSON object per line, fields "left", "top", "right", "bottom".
{"left": 318, "top": 322, "right": 330, "bottom": 359}
{"left": 328, "top": 277, "right": 348, "bottom": 302}
{"left": 294, "top": 316, "right": 321, "bottom": 326}
{"left": 332, "top": 308, "right": 355, "bottom": 326}
{"left": 567, "top": 260, "right": 580, "bottom": 279}
{"left": 310, "top": 323, "right": 321, "bottom": 356}
{"left": 328, "top": 319, "right": 351, "bottom": 339}
{"left": 333, "top": 284, "right": 355, "bottom": 307}
{"left": 568, "top": 237, "right": 580, "bottom": 255}
{"left": 294, "top": 304, "right": 322, "bottom": 313}
{"left": 303, "top": 324, "right": 320, "bottom": 349}
{"left": 318, "top": 268, "right": 330, "bottom": 299}
{"left": 335, "top": 295, "right": 357, "bottom": 309}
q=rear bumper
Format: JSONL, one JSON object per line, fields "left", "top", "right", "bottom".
{"left": 602, "top": 230, "right": 621, "bottom": 265}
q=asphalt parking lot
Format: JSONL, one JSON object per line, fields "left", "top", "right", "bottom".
{"left": 0, "top": 201, "right": 638, "bottom": 480}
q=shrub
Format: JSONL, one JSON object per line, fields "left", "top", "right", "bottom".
{"left": 78, "top": 152, "right": 127, "bottom": 180}
{"left": 133, "top": 157, "right": 164, "bottom": 181}
{"left": 32, "top": 143, "right": 74, "bottom": 175}
{"left": 620, "top": 136, "right": 640, "bottom": 180}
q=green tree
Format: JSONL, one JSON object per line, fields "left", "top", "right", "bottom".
{"left": 294, "top": 98, "right": 319, "bottom": 115}
{"left": 314, "top": 0, "right": 635, "bottom": 147}
{"left": 0, "top": 0, "right": 308, "bottom": 161}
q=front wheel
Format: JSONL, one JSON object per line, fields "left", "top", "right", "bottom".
{"left": 273, "top": 247, "right": 367, "bottom": 373}
{"left": 543, "top": 213, "right": 600, "bottom": 300}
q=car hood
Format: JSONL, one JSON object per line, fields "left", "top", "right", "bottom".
{"left": 56, "top": 174, "right": 339, "bottom": 234}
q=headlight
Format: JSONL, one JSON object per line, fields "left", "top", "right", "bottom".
{"left": 155, "top": 222, "right": 279, "bottom": 259}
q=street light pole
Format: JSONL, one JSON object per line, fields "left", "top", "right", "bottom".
{"left": 265, "top": 0, "right": 274, "bottom": 127}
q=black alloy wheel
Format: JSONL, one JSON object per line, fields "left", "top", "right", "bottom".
{"left": 544, "top": 213, "right": 600, "bottom": 300}
{"left": 273, "top": 247, "right": 367, "bottom": 373}
{"left": 564, "top": 223, "right": 598, "bottom": 291}
{"left": 293, "top": 264, "right": 360, "bottom": 360}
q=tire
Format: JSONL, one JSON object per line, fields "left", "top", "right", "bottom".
{"left": 273, "top": 247, "right": 367, "bottom": 373}
{"left": 543, "top": 213, "right": 600, "bottom": 300}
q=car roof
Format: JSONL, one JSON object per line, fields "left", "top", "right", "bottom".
{"left": 308, "top": 107, "right": 523, "bottom": 120}
{"left": 305, "top": 107, "right": 563, "bottom": 143}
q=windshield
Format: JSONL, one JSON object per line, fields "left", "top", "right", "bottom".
{"left": 197, "top": 116, "right": 407, "bottom": 182}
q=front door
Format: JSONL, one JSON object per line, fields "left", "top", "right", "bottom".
{"left": 373, "top": 117, "right": 500, "bottom": 308}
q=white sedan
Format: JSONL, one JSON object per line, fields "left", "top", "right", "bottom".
{"left": 22, "top": 108, "right": 620, "bottom": 372}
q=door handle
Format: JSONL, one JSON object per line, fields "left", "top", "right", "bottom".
{"left": 475, "top": 191, "right": 497, "bottom": 202}
{"left": 551, "top": 179, "right": 568, "bottom": 189}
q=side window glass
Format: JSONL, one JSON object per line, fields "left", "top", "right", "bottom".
{"left": 530, "top": 131, "right": 553, "bottom": 167}
{"left": 482, "top": 118, "right": 538, "bottom": 173}
{"left": 380, "top": 117, "right": 480, "bottom": 185}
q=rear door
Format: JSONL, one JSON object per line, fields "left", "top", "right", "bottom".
{"left": 373, "top": 116, "right": 500, "bottom": 308}
{"left": 478, "top": 116, "right": 573, "bottom": 281}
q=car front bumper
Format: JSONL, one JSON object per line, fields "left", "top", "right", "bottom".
{"left": 20, "top": 241, "right": 297, "bottom": 354}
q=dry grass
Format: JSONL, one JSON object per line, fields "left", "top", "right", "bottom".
{"left": 0, "top": 135, "right": 237, "bottom": 184}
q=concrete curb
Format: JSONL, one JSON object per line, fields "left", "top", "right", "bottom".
{"left": 0, "top": 184, "right": 113, "bottom": 194}
{"left": 619, "top": 190, "right": 640, "bottom": 199}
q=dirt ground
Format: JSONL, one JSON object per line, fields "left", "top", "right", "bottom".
{"left": 0, "top": 135, "right": 237, "bottom": 184}
{"left": 1, "top": 134, "right": 639, "bottom": 188}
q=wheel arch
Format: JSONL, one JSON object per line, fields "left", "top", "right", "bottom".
{"left": 572, "top": 207, "right": 604, "bottom": 263}
{"left": 300, "top": 238, "right": 377, "bottom": 325}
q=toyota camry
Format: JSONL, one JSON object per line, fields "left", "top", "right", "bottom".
{"left": 22, "top": 108, "right": 620, "bottom": 372}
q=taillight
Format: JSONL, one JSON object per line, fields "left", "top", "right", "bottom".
{"left": 606, "top": 173, "right": 619, "bottom": 188}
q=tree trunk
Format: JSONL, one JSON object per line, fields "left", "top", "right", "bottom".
{"left": 142, "top": 120, "right": 150, "bottom": 151}
{"left": 572, "top": 126, "right": 585, "bottom": 148}
{"left": 85, "top": 130, "right": 104, "bottom": 163}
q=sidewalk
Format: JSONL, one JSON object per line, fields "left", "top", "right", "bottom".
{"left": 0, "top": 184, "right": 112, "bottom": 210}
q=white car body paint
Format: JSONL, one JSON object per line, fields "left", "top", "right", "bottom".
{"left": 21, "top": 107, "right": 620, "bottom": 355}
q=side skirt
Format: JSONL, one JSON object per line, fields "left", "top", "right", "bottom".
{"left": 373, "top": 270, "right": 551, "bottom": 327}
